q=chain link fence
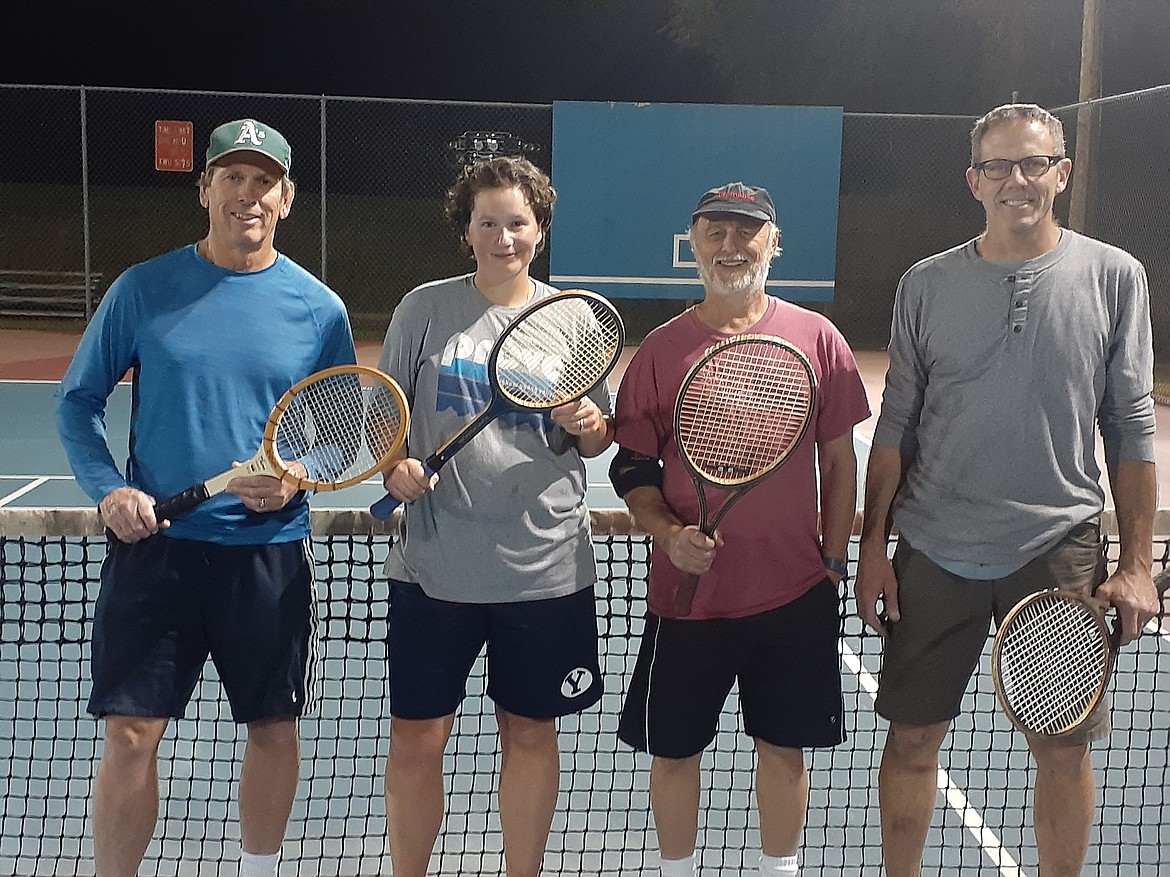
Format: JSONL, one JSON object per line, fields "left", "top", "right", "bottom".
{"left": 0, "top": 86, "right": 550, "bottom": 338}
{"left": 1052, "top": 88, "right": 1170, "bottom": 398}
{"left": 1, "top": 83, "right": 1168, "bottom": 357}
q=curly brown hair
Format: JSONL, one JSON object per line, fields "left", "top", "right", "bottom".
{"left": 445, "top": 156, "right": 557, "bottom": 257}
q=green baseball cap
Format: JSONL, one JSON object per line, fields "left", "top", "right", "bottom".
{"left": 204, "top": 118, "right": 291, "bottom": 174}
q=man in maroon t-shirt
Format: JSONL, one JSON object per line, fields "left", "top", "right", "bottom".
{"left": 609, "top": 182, "right": 870, "bottom": 877}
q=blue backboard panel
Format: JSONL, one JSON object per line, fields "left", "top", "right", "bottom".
{"left": 550, "top": 101, "right": 843, "bottom": 301}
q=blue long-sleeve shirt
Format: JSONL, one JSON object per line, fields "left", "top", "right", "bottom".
{"left": 56, "top": 244, "right": 356, "bottom": 544}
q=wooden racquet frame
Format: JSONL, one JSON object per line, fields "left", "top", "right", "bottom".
{"left": 991, "top": 589, "right": 1116, "bottom": 738}
{"left": 670, "top": 334, "right": 817, "bottom": 617}
{"left": 154, "top": 365, "right": 409, "bottom": 521}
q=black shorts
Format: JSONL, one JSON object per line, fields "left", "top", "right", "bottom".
{"left": 387, "top": 580, "right": 603, "bottom": 720}
{"left": 618, "top": 578, "right": 845, "bottom": 758}
{"left": 87, "top": 534, "right": 317, "bottom": 724}
{"left": 876, "top": 521, "right": 1110, "bottom": 742}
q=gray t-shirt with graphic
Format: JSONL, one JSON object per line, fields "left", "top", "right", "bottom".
{"left": 378, "top": 274, "right": 612, "bottom": 603}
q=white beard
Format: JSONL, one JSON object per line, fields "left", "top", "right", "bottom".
{"left": 697, "top": 256, "right": 770, "bottom": 300}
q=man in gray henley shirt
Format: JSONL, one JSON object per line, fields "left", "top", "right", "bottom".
{"left": 855, "top": 103, "right": 1159, "bottom": 877}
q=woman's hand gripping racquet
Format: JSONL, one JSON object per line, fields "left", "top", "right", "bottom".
{"left": 993, "top": 572, "right": 1170, "bottom": 737}
{"left": 669, "top": 334, "right": 817, "bottom": 617}
{"left": 370, "top": 289, "right": 624, "bottom": 519}
{"left": 153, "top": 365, "right": 410, "bottom": 522}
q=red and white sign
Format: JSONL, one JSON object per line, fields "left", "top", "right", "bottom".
{"left": 154, "top": 120, "right": 194, "bottom": 172}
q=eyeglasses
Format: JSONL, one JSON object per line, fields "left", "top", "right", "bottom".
{"left": 972, "top": 155, "right": 1065, "bottom": 180}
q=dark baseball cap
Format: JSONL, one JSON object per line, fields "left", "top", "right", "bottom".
{"left": 692, "top": 182, "right": 776, "bottom": 224}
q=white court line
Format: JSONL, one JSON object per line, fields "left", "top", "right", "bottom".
{"left": 550, "top": 274, "right": 835, "bottom": 288}
{"left": 1147, "top": 618, "right": 1170, "bottom": 645}
{"left": 0, "top": 478, "right": 50, "bottom": 507}
{"left": 840, "top": 641, "right": 1031, "bottom": 877}
{"left": 1, "top": 475, "right": 75, "bottom": 480}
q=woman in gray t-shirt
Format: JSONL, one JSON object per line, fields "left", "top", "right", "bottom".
{"left": 377, "top": 156, "right": 612, "bottom": 877}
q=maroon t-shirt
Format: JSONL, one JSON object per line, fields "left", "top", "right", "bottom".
{"left": 614, "top": 297, "right": 870, "bottom": 619}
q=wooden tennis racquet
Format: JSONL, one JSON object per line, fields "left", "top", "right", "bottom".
{"left": 369, "top": 289, "right": 624, "bottom": 519}
{"left": 993, "top": 572, "right": 1170, "bottom": 736}
{"left": 992, "top": 589, "right": 1117, "bottom": 737}
{"left": 154, "top": 365, "right": 409, "bottom": 521}
{"left": 670, "top": 334, "right": 817, "bottom": 617}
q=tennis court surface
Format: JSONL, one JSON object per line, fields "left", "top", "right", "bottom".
{"left": 2, "top": 332, "right": 1168, "bottom": 876}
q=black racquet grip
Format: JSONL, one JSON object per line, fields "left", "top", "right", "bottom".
{"left": 1155, "top": 568, "right": 1170, "bottom": 597}
{"left": 154, "top": 485, "right": 211, "bottom": 522}
{"left": 369, "top": 462, "right": 437, "bottom": 520}
{"left": 369, "top": 492, "right": 402, "bottom": 520}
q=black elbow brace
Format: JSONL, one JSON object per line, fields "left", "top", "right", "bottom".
{"left": 608, "top": 446, "right": 664, "bottom": 497}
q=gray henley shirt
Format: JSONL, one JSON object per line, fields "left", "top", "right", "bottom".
{"left": 873, "top": 229, "right": 1155, "bottom": 565}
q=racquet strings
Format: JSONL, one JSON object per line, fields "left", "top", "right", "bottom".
{"left": 495, "top": 297, "right": 623, "bottom": 407}
{"left": 997, "top": 595, "right": 1110, "bottom": 735}
{"left": 678, "top": 340, "right": 813, "bottom": 484}
{"left": 272, "top": 370, "right": 406, "bottom": 487}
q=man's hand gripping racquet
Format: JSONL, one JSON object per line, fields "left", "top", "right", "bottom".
{"left": 670, "top": 334, "right": 817, "bottom": 617}
{"left": 152, "top": 365, "right": 409, "bottom": 522}
{"left": 370, "top": 289, "right": 624, "bottom": 519}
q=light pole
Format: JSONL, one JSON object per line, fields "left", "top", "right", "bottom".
{"left": 1068, "top": 0, "right": 1101, "bottom": 232}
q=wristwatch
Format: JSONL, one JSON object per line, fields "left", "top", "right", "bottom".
{"left": 822, "top": 556, "right": 849, "bottom": 578}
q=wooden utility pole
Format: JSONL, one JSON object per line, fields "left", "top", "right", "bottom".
{"left": 1068, "top": 0, "right": 1101, "bottom": 232}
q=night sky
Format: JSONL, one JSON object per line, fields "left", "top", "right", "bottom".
{"left": 0, "top": 2, "right": 722, "bottom": 105}
{"left": 2, "top": 2, "right": 1168, "bottom": 112}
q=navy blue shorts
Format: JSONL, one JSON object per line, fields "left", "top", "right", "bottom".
{"left": 88, "top": 534, "right": 317, "bottom": 724}
{"left": 387, "top": 580, "right": 603, "bottom": 720}
{"left": 618, "top": 578, "right": 845, "bottom": 758}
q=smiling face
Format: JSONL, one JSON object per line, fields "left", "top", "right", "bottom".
{"left": 198, "top": 152, "right": 293, "bottom": 270}
{"left": 690, "top": 214, "right": 780, "bottom": 300}
{"left": 464, "top": 185, "right": 543, "bottom": 288}
{"left": 966, "top": 118, "right": 1071, "bottom": 247}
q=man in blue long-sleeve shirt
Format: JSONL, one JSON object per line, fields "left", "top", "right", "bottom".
{"left": 56, "top": 118, "right": 355, "bottom": 877}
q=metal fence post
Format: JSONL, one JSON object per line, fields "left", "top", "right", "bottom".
{"left": 320, "top": 95, "right": 328, "bottom": 284}
{"left": 80, "top": 85, "right": 94, "bottom": 320}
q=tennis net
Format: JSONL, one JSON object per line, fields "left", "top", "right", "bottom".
{"left": 1, "top": 507, "right": 1167, "bottom": 877}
